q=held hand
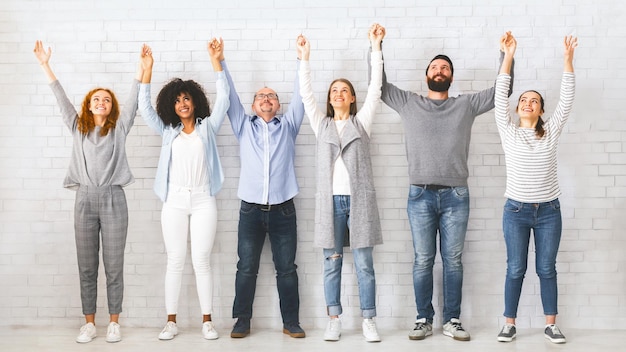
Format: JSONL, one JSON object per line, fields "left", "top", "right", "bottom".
{"left": 33, "top": 40, "right": 51, "bottom": 65}
{"left": 207, "top": 37, "right": 224, "bottom": 61}
{"left": 140, "top": 44, "right": 153, "bottom": 70}
{"left": 297, "top": 34, "right": 310, "bottom": 60}
{"left": 499, "top": 31, "right": 516, "bottom": 57}
{"left": 369, "top": 23, "right": 385, "bottom": 45}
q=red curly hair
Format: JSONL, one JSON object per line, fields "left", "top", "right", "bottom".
{"left": 78, "top": 88, "right": 120, "bottom": 136}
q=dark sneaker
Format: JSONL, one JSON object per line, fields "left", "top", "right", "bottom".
{"left": 443, "top": 318, "right": 471, "bottom": 341}
{"left": 283, "top": 322, "right": 306, "bottom": 338}
{"left": 497, "top": 323, "right": 516, "bottom": 342}
{"left": 230, "top": 318, "right": 250, "bottom": 338}
{"left": 408, "top": 318, "right": 433, "bottom": 340}
{"left": 544, "top": 324, "right": 566, "bottom": 344}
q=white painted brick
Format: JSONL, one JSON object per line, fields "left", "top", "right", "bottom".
{"left": 1, "top": 0, "right": 626, "bottom": 332}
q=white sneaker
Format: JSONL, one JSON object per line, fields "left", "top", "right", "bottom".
{"left": 202, "top": 321, "right": 219, "bottom": 340}
{"left": 158, "top": 321, "right": 178, "bottom": 340}
{"left": 442, "top": 318, "right": 471, "bottom": 341}
{"left": 76, "top": 322, "right": 96, "bottom": 343}
{"left": 106, "top": 322, "right": 121, "bottom": 343}
{"left": 323, "top": 318, "right": 341, "bottom": 341}
{"left": 362, "top": 318, "right": 381, "bottom": 342}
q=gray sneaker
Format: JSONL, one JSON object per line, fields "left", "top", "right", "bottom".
{"left": 544, "top": 324, "right": 566, "bottom": 344}
{"left": 408, "top": 318, "right": 433, "bottom": 340}
{"left": 443, "top": 318, "right": 470, "bottom": 341}
{"left": 497, "top": 323, "right": 516, "bottom": 342}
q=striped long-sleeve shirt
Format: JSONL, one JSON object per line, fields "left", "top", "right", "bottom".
{"left": 494, "top": 72, "right": 575, "bottom": 203}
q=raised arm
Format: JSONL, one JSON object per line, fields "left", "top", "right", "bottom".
{"left": 138, "top": 44, "right": 166, "bottom": 135}
{"left": 206, "top": 37, "right": 230, "bottom": 133}
{"left": 33, "top": 40, "right": 57, "bottom": 83}
{"left": 297, "top": 34, "right": 325, "bottom": 136}
{"left": 356, "top": 23, "right": 385, "bottom": 135}
{"left": 207, "top": 37, "right": 224, "bottom": 72}
{"left": 563, "top": 35, "right": 577, "bottom": 73}
{"left": 499, "top": 31, "right": 516, "bottom": 75}
{"left": 546, "top": 35, "right": 577, "bottom": 134}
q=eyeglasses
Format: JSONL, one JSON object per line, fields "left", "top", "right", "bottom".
{"left": 254, "top": 93, "right": 278, "bottom": 101}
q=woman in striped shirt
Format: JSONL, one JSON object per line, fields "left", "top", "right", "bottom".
{"left": 494, "top": 32, "right": 577, "bottom": 344}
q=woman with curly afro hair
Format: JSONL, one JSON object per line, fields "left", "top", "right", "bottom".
{"left": 138, "top": 38, "right": 229, "bottom": 341}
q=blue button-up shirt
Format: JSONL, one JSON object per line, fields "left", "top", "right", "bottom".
{"left": 139, "top": 71, "right": 230, "bottom": 202}
{"left": 222, "top": 60, "right": 305, "bottom": 205}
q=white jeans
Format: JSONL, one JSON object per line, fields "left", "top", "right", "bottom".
{"left": 161, "top": 185, "right": 217, "bottom": 315}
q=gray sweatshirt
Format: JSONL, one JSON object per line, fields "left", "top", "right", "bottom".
{"left": 50, "top": 80, "right": 139, "bottom": 189}
{"left": 374, "top": 52, "right": 512, "bottom": 187}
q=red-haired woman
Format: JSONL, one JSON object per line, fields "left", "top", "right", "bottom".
{"left": 33, "top": 41, "right": 146, "bottom": 343}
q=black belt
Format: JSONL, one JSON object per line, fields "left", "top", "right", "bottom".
{"left": 243, "top": 198, "right": 293, "bottom": 212}
{"left": 414, "top": 184, "right": 452, "bottom": 190}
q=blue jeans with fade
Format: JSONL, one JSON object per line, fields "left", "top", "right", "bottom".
{"left": 323, "top": 195, "right": 376, "bottom": 319}
{"left": 502, "top": 198, "right": 562, "bottom": 318}
{"left": 407, "top": 185, "right": 470, "bottom": 323}
{"left": 232, "top": 199, "right": 300, "bottom": 325}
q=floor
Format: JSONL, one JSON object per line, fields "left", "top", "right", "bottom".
{"left": 0, "top": 325, "right": 620, "bottom": 352}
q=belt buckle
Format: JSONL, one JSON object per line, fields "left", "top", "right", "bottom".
{"left": 259, "top": 203, "right": 271, "bottom": 211}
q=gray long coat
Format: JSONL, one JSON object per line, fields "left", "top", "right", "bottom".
{"left": 314, "top": 116, "right": 383, "bottom": 249}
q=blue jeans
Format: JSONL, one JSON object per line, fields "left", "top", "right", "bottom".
{"left": 232, "top": 199, "right": 300, "bottom": 324}
{"left": 323, "top": 195, "right": 376, "bottom": 318}
{"left": 503, "top": 198, "right": 562, "bottom": 318}
{"left": 407, "top": 185, "right": 469, "bottom": 323}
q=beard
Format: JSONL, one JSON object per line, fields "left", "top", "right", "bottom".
{"left": 427, "top": 75, "right": 452, "bottom": 92}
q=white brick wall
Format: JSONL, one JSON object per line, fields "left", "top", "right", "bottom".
{"left": 1, "top": 0, "right": 624, "bottom": 331}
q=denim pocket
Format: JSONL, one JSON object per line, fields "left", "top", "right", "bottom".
{"left": 240, "top": 201, "right": 255, "bottom": 214}
{"left": 408, "top": 185, "right": 426, "bottom": 200}
{"left": 504, "top": 199, "right": 523, "bottom": 213}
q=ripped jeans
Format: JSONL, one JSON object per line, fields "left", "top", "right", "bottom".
{"left": 323, "top": 195, "right": 376, "bottom": 318}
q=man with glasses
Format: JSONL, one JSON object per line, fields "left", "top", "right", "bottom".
{"left": 220, "top": 44, "right": 306, "bottom": 339}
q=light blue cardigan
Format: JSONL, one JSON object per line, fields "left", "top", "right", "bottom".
{"left": 138, "top": 71, "right": 230, "bottom": 202}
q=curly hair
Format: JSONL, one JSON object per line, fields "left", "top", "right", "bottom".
{"left": 326, "top": 78, "right": 357, "bottom": 117}
{"left": 156, "top": 78, "right": 210, "bottom": 127}
{"left": 78, "top": 88, "right": 120, "bottom": 136}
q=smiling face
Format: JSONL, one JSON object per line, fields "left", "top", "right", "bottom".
{"left": 88, "top": 90, "right": 113, "bottom": 118}
{"left": 174, "top": 92, "right": 195, "bottom": 120}
{"left": 516, "top": 90, "right": 545, "bottom": 121}
{"left": 425, "top": 59, "right": 453, "bottom": 92}
{"left": 252, "top": 88, "right": 280, "bottom": 121}
{"left": 326, "top": 78, "right": 357, "bottom": 117}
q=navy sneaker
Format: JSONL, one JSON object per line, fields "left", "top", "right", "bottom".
{"left": 283, "top": 322, "right": 306, "bottom": 338}
{"left": 230, "top": 318, "right": 250, "bottom": 338}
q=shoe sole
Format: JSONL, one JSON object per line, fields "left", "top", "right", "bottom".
{"left": 408, "top": 331, "right": 432, "bottom": 340}
{"left": 365, "top": 337, "right": 381, "bottom": 342}
{"left": 230, "top": 330, "right": 250, "bottom": 338}
{"left": 283, "top": 329, "right": 305, "bottom": 338}
{"left": 497, "top": 335, "right": 515, "bottom": 342}
{"left": 75, "top": 337, "right": 95, "bottom": 344}
{"left": 106, "top": 337, "right": 121, "bottom": 343}
{"left": 443, "top": 331, "right": 471, "bottom": 341}
{"left": 545, "top": 335, "right": 566, "bottom": 344}
{"left": 323, "top": 335, "right": 340, "bottom": 341}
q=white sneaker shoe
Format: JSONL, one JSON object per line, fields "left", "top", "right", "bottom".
{"left": 362, "top": 318, "right": 381, "bottom": 342}
{"left": 323, "top": 318, "right": 341, "bottom": 341}
{"left": 106, "top": 322, "right": 121, "bottom": 343}
{"left": 202, "top": 321, "right": 219, "bottom": 340}
{"left": 443, "top": 318, "right": 471, "bottom": 341}
{"left": 158, "top": 321, "right": 178, "bottom": 340}
{"left": 76, "top": 322, "right": 96, "bottom": 343}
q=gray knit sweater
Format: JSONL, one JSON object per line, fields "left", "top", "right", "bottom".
{"left": 376, "top": 52, "right": 511, "bottom": 187}
{"left": 50, "top": 80, "right": 139, "bottom": 189}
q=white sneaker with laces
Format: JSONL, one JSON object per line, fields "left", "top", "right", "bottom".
{"left": 158, "top": 321, "right": 178, "bottom": 340}
{"left": 202, "top": 321, "right": 219, "bottom": 340}
{"left": 362, "top": 318, "right": 381, "bottom": 342}
{"left": 76, "top": 322, "right": 96, "bottom": 343}
{"left": 106, "top": 322, "right": 121, "bottom": 343}
{"left": 323, "top": 318, "right": 341, "bottom": 341}
{"left": 442, "top": 318, "right": 471, "bottom": 341}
